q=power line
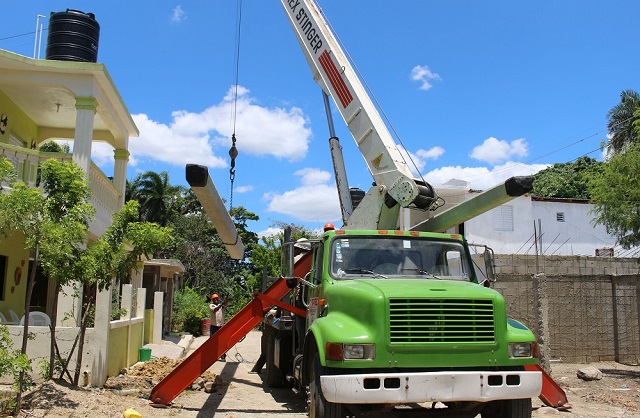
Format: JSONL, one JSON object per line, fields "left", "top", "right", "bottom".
{"left": 0, "top": 30, "right": 45, "bottom": 42}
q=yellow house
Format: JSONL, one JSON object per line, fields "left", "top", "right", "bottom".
{"left": 0, "top": 46, "right": 137, "bottom": 316}
{"left": 0, "top": 47, "right": 158, "bottom": 385}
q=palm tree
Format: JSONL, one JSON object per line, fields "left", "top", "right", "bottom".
{"left": 134, "top": 171, "right": 179, "bottom": 226}
{"left": 607, "top": 89, "right": 640, "bottom": 154}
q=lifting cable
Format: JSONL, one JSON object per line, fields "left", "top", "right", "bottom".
{"left": 228, "top": 0, "right": 243, "bottom": 211}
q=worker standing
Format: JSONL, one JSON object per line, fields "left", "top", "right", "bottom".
{"left": 209, "top": 293, "right": 228, "bottom": 361}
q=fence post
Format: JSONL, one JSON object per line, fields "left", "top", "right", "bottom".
{"left": 153, "top": 291, "right": 163, "bottom": 343}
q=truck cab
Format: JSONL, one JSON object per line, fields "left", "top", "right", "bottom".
{"left": 270, "top": 227, "right": 542, "bottom": 417}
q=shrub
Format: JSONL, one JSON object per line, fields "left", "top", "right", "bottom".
{"left": 0, "top": 324, "right": 32, "bottom": 412}
{"left": 172, "top": 286, "right": 209, "bottom": 336}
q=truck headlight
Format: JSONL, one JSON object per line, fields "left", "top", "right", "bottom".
{"left": 325, "top": 343, "right": 375, "bottom": 360}
{"left": 509, "top": 342, "right": 532, "bottom": 358}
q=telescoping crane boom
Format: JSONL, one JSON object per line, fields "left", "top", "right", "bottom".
{"left": 281, "top": 0, "right": 534, "bottom": 232}
{"left": 282, "top": 0, "right": 439, "bottom": 230}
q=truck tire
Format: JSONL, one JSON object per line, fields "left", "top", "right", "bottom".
{"left": 265, "top": 333, "right": 286, "bottom": 388}
{"left": 481, "top": 398, "right": 532, "bottom": 418}
{"left": 308, "top": 351, "right": 346, "bottom": 418}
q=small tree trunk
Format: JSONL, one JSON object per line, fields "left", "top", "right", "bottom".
{"left": 73, "top": 284, "right": 94, "bottom": 386}
{"left": 14, "top": 243, "right": 39, "bottom": 415}
{"left": 48, "top": 282, "right": 61, "bottom": 380}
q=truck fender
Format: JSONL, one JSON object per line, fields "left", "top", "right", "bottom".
{"left": 302, "top": 331, "right": 321, "bottom": 388}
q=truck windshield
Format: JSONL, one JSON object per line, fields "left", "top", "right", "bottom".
{"left": 330, "top": 235, "right": 472, "bottom": 281}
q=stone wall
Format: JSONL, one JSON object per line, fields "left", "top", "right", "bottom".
{"left": 493, "top": 254, "right": 640, "bottom": 364}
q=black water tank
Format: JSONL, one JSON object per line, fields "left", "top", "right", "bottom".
{"left": 45, "top": 9, "right": 100, "bottom": 63}
{"left": 350, "top": 187, "right": 366, "bottom": 210}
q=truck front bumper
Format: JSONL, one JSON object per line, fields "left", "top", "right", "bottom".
{"left": 321, "top": 370, "right": 542, "bottom": 404}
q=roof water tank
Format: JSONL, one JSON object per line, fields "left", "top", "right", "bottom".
{"left": 45, "top": 9, "right": 100, "bottom": 63}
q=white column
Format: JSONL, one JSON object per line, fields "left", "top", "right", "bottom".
{"left": 121, "top": 284, "right": 132, "bottom": 320}
{"left": 153, "top": 292, "right": 163, "bottom": 344}
{"left": 136, "top": 288, "right": 146, "bottom": 346}
{"left": 72, "top": 97, "right": 97, "bottom": 174}
{"left": 113, "top": 148, "right": 129, "bottom": 207}
{"left": 91, "top": 280, "right": 112, "bottom": 386}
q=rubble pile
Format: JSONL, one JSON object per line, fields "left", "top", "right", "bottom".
{"left": 103, "top": 357, "right": 221, "bottom": 392}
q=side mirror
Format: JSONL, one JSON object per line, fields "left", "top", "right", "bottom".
{"left": 483, "top": 246, "right": 496, "bottom": 286}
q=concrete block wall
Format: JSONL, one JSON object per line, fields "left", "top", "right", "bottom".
{"left": 493, "top": 254, "right": 640, "bottom": 363}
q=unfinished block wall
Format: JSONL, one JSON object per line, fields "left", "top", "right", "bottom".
{"left": 493, "top": 254, "right": 640, "bottom": 364}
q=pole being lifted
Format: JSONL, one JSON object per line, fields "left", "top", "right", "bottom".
{"left": 185, "top": 164, "right": 245, "bottom": 260}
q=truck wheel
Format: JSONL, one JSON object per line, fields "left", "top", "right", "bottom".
{"left": 481, "top": 398, "right": 532, "bottom": 418}
{"left": 265, "top": 333, "right": 286, "bottom": 388}
{"left": 308, "top": 351, "right": 345, "bottom": 418}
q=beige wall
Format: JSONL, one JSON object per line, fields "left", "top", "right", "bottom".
{"left": 493, "top": 254, "right": 640, "bottom": 363}
{"left": 0, "top": 231, "right": 30, "bottom": 319}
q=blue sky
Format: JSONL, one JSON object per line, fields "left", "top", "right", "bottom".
{"left": 2, "top": 1, "right": 640, "bottom": 237}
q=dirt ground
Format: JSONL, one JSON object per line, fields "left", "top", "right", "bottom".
{"left": 6, "top": 330, "right": 640, "bottom": 417}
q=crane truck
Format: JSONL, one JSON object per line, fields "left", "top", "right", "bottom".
{"left": 149, "top": 0, "right": 570, "bottom": 416}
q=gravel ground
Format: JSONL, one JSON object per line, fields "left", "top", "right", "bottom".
{"left": 5, "top": 330, "right": 640, "bottom": 417}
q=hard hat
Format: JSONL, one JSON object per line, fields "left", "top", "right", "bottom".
{"left": 211, "top": 293, "right": 219, "bottom": 300}
{"left": 294, "top": 238, "right": 311, "bottom": 251}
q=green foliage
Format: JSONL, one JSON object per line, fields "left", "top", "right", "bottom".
{"left": 531, "top": 156, "right": 604, "bottom": 199}
{"left": 0, "top": 157, "right": 16, "bottom": 188}
{"left": 172, "top": 287, "right": 209, "bottom": 336}
{"left": 37, "top": 355, "right": 64, "bottom": 381}
{"left": 588, "top": 144, "right": 640, "bottom": 249}
{"left": 246, "top": 223, "right": 320, "bottom": 295}
{"left": 607, "top": 89, "right": 640, "bottom": 154}
{"left": 128, "top": 171, "right": 180, "bottom": 226}
{"left": 0, "top": 325, "right": 32, "bottom": 393}
{"left": 38, "top": 141, "right": 70, "bottom": 153}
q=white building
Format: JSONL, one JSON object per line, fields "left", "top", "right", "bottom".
{"left": 408, "top": 181, "right": 638, "bottom": 258}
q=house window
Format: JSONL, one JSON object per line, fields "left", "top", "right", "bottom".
{"left": 493, "top": 205, "right": 514, "bottom": 232}
{"left": 557, "top": 212, "right": 565, "bottom": 222}
{"left": 0, "top": 255, "right": 6, "bottom": 301}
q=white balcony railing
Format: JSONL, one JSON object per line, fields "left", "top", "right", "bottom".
{"left": 0, "top": 143, "right": 121, "bottom": 237}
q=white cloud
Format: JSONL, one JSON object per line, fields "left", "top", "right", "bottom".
{"left": 265, "top": 169, "right": 341, "bottom": 223}
{"left": 410, "top": 65, "right": 441, "bottom": 91}
{"left": 425, "top": 161, "right": 549, "bottom": 191}
{"left": 258, "top": 227, "right": 282, "bottom": 239}
{"left": 127, "top": 86, "right": 311, "bottom": 169}
{"left": 91, "top": 142, "right": 116, "bottom": 167}
{"left": 235, "top": 185, "right": 254, "bottom": 193}
{"left": 470, "top": 137, "right": 528, "bottom": 165}
{"left": 171, "top": 5, "right": 186, "bottom": 23}
{"left": 417, "top": 147, "right": 445, "bottom": 160}
{"left": 398, "top": 145, "right": 445, "bottom": 176}
{"left": 296, "top": 168, "right": 332, "bottom": 186}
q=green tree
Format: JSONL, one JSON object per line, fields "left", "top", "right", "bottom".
{"left": 0, "top": 158, "right": 94, "bottom": 413}
{"left": 129, "top": 171, "right": 179, "bottom": 226}
{"left": 531, "top": 156, "right": 603, "bottom": 199}
{"left": 607, "top": 89, "right": 640, "bottom": 154}
{"left": 61, "top": 200, "right": 175, "bottom": 385}
{"left": 588, "top": 144, "right": 640, "bottom": 249}
{"left": 38, "top": 141, "right": 70, "bottom": 153}
{"left": 245, "top": 223, "right": 319, "bottom": 296}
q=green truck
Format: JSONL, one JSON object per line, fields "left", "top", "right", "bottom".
{"left": 263, "top": 227, "right": 541, "bottom": 417}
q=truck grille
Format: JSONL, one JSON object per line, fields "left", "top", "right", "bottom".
{"left": 389, "top": 298, "right": 495, "bottom": 343}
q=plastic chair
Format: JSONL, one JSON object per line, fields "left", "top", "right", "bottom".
{"left": 19, "top": 311, "right": 51, "bottom": 326}
{"left": 8, "top": 309, "right": 20, "bottom": 323}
